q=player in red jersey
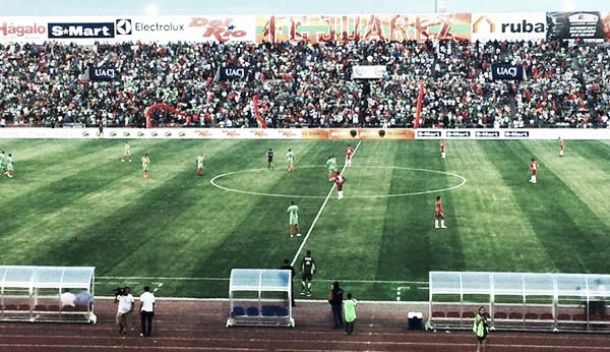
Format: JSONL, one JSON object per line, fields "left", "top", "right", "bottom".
{"left": 434, "top": 196, "right": 446, "bottom": 229}
{"left": 335, "top": 172, "right": 346, "bottom": 199}
{"left": 529, "top": 158, "right": 539, "bottom": 184}
{"left": 559, "top": 137, "right": 565, "bottom": 157}
{"left": 345, "top": 144, "right": 354, "bottom": 167}
{"left": 440, "top": 139, "right": 446, "bottom": 159}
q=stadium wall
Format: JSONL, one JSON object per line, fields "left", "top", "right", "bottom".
{"left": 0, "top": 128, "right": 609, "bottom": 140}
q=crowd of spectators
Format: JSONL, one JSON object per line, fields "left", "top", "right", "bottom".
{"left": 0, "top": 39, "right": 609, "bottom": 128}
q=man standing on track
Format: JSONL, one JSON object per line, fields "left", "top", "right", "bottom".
{"left": 300, "top": 250, "right": 316, "bottom": 297}
{"left": 139, "top": 286, "right": 156, "bottom": 337}
{"left": 435, "top": 196, "right": 447, "bottom": 229}
{"left": 473, "top": 306, "right": 489, "bottom": 352}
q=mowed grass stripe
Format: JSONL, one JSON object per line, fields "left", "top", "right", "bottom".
{"left": 1, "top": 140, "right": 216, "bottom": 264}
{"left": 526, "top": 141, "right": 610, "bottom": 230}
{"left": 447, "top": 141, "right": 555, "bottom": 272}
{"left": 303, "top": 141, "right": 398, "bottom": 288}
{"left": 0, "top": 140, "right": 120, "bottom": 203}
{"left": 484, "top": 141, "right": 610, "bottom": 273}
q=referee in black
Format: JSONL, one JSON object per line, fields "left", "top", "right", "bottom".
{"left": 300, "top": 250, "right": 316, "bottom": 297}
{"left": 267, "top": 148, "right": 274, "bottom": 170}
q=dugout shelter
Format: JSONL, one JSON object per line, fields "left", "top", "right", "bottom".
{"left": 429, "top": 271, "right": 610, "bottom": 332}
{"left": 0, "top": 265, "right": 96, "bottom": 323}
{"left": 227, "top": 269, "right": 294, "bottom": 327}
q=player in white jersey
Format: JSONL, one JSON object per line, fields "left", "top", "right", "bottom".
{"left": 196, "top": 154, "right": 205, "bottom": 176}
{"left": 122, "top": 142, "right": 133, "bottom": 162}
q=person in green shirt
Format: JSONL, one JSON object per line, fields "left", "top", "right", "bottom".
{"left": 287, "top": 201, "right": 301, "bottom": 238}
{"left": 473, "top": 306, "right": 489, "bottom": 352}
{"left": 343, "top": 292, "right": 357, "bottom": 335}
{"left": 0, "top": 150, "right": 6, "bottom": 175}
{"left": 5, "top": 153, "right": 14, "bottom": 178}
{"left": 326, "top": 155, "right": 337, "bottom": 181}
{"left": 287, "top": 149, "right": 295, "bottom": 172}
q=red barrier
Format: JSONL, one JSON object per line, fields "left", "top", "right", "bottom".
{"left": 252, "top": 95, "right": 267, "bottom": 128}
{"left": 414, "top": 83, "right": 425, "bottom": 129}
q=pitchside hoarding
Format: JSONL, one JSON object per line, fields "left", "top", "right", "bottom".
{"left": 0, "top": 16, "right": 255, "bottom": 44}
{"left": 255, "top": 13, "right": 472, "bottom": 44}
{"left": 471, "top": 13, "right": 547, "bottom": 42}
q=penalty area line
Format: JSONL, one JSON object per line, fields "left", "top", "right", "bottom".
{"left": 291, "top": 140, "right": 362, "bottom": 267}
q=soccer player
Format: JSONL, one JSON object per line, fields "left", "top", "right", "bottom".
{"left": 559, "top": 137, "right": 565, "bottom": 157}
{"left": 440, "top": 139, "right": 446, "bottom": 159}
{"left": 326, "top": 155, "right": 337, "bottom": 181}
{"left": 196, "top": 154, "right": 205, "bottom": 176}
{"left": 300, "top": 250, "right": 316, "bottom": 297}
{"left": 5, "top": 153, "right": 14, "bottom": 178}
{"left": 287, "top": 201, "right": 301, "bottom": 238}
{"left": 335, "top": 172, "right": 346, "bottom": 199}
{"left": 529, "top": 158, "right": 539, "bottom": 184}
{"left": 141, "top": 153, "right": 150, "bottom": 179}
{"left": 267, "top": 148, "right": 274, "bottom": 170}
{"left": 345, "top": 144, "right": 354, "bottom": 167}
{"left": 122, "top": 141, "right": 133, "bottom": 162}
{"left": 287, "top": 149, "right": 295, "bottom": 172}
{"left": 0, "top": 150, "right": 5, "bottom": 175}
{"left": 434, "top": 196, "right": 446, "bottom": 229}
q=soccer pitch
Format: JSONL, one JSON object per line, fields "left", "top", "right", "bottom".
{"left": 0, "top": 139, "right": 609, "bottom": 301}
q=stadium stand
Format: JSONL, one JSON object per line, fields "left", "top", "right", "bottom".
{"left": 1, "top": 40, "right": 609, "bottom": 129}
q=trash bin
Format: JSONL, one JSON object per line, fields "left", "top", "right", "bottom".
{"left": 407, "top": 312, "right": 423, "bottom": 330}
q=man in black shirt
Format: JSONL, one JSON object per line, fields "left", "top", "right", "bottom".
{"left": 328, "top": 281, "right": 344, "bottom": 328}
{"left": 300, "top": 250, "right": 316, "bottom": 297}
{"left": 267, "top": 148, "right": 274, "bottom": 170}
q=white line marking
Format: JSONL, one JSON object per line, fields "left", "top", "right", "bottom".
{"left": 291, "top": 140, "right": 362, "bottom": 267}
{"left": 0, "top": 345, "right": 267, "bottom": 351}
{"left": 96, "top": 276, "right": 427, "bottom": 285}
{"left": 210, "top": 165, "right": 467, "bottom": 199}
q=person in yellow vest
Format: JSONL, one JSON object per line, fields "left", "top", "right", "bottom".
{"left": 343, "top": 292, "right": 358, "bottom": 335}
{"left": 473, "top": 306, "right": 489, "bottom": 352}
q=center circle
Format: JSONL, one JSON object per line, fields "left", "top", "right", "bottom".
{"left": 210, "top": 166, "right": 467, "bottom": 199}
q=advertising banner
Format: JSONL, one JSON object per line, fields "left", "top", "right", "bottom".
{"left": 88, "top": 66, "right": 117, "bottom": 81}
{"left": 0, "top": 16, "right": 256, "bottom": 44}
{"left": 546, "top": 11, "right": 610, "bottom": 42}
{"left": 491, "top": 63, "right": 526, "bottom": 80}
{"left": 218, "top": 67, "right": 250, "bottom": 81}
{"left": 471, "top": 13, "right": 546, "bottom": 42}
{"left": 351, "top": 65, "right": 387, "bottom": 79}
{"left": 255, "top": 13, "right": 471, "bottom": 44}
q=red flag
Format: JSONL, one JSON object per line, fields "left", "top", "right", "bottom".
{"left": 253, "top": 95, "right": 267, "bottom": 129}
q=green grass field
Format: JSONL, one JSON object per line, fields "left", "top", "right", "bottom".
{"left": 0, "top": 139, "right": 609, "bottom": 301}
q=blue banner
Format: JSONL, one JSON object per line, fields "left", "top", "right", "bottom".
{"left": 218, "top": 67, "right": 249, "bottom": 81}
{"left": 491, "top": 63, "right": 526, "bottom": 80}
{"left": 88, "top": 67, "right": 117, "bottom": 81}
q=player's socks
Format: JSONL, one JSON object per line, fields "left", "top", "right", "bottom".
{"left": 441, "top": 220, "right": 447, "bottom": 229}
{"left": 435, "top": 220, "right": 440, "bottom": 229}
{"left": 296, "top": 233, "right": 301, "bottom": 237}
{"left": 532, "top": 176, "right": 537, "bottom": 183}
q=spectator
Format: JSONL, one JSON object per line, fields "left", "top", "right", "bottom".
{"left": 60, "top": 289, "right": 75, "bottom": 308}
{"left": 115, "top": 286, "right": 134, "bottom": 337}
{"left": 139, "top": 286, "right": 156, "bottom": 337}
{"left": 343, "top": 292, "right": 358, "bottom": 335}
{"left": 328, "top": 281, "right": 344, "bottom": 329}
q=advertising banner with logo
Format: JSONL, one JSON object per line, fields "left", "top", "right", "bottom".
{"left": 351, "top": 65, "right": 387, "bottom": 79}
{"left": 255, "top": 13, "right": 471, "bottom": 44}
{"left": 471, "top": 13, "right": 546, "bottom": 42}
{"left": 491, "top": 63, "right": 526, "bottom": 80}
{"left": 547, "top": 12, "right": 610, "bottom": 42}
{"left": 88, "top": 66, "right": 117, "bottom": 81}
{"left": 1, "top": 16, "right": 255, "bottom": 44}
{"left": 218, "top": 67, "right": 250, "bottom": 81}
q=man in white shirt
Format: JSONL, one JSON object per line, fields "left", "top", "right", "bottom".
{"left": 60, "top": 289, "right": 76, "bottom": 308}
{"left": 139, "top": 286, "right": 156, "bottom": 337}
{"left": 115, "top": 287, "right": 134, "bottom": 337}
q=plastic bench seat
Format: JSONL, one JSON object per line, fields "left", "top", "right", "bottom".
{"left": 232, "top": 306, "right": 245, "bottom": 316}
{"left": 494, "top": 312, "right": 508, "bottom": 319}
{"left": 525, "top": 313, "right": 538, "bottom": 320}
{"left": 246, "top": 307, "right": 259, "bottom": 316}
{"left": 431, "top": 311, "right": 445, "bottom": 318}
{"left": 509, "top": 312, "right": 523, "bottom": 320}
{"left": 462, "top": 312, "right": 475, "bottom": 318}
{"left": 446, "top": 312, "right": 460, "bottom": 318}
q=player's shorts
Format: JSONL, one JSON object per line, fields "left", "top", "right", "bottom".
{"left": 143, "top": 166, "right": 149, "bottom": 171}
{"left": 289, "top": 216, "right": 298, "bottom": 225}
{"left": 531, "top": 170, "right": 537, "bottom": 175}
{"left": 336, "top": 184, "right": 344, "bottom": 191}
{"left": 302, "top": 273, "right": 313, "bottom": 281}
{"left": 268, "top": 158, "right": 273, "bottom": 162}
{"left": 435, "top": 213, "right": 444, "bottom": 220}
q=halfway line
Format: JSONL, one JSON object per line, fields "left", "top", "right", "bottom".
{"left": 291, "top": 140, "right": 362, "bottom": 267}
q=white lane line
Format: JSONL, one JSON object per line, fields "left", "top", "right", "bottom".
{"left": 291, "top": 140, "right": 362, "bottom": 267}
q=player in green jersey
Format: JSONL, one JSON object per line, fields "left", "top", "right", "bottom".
{"left": 287, "top": 201, "right": 301, "bottom": 238}
{"left": 141, "top": 154, "right": 150, "bottom": 178}
{"left": 287, "top": 149, "right": 295, "bottom": 172}
{"left": 326, "top": 155, "right": 337, "bottom": 181}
